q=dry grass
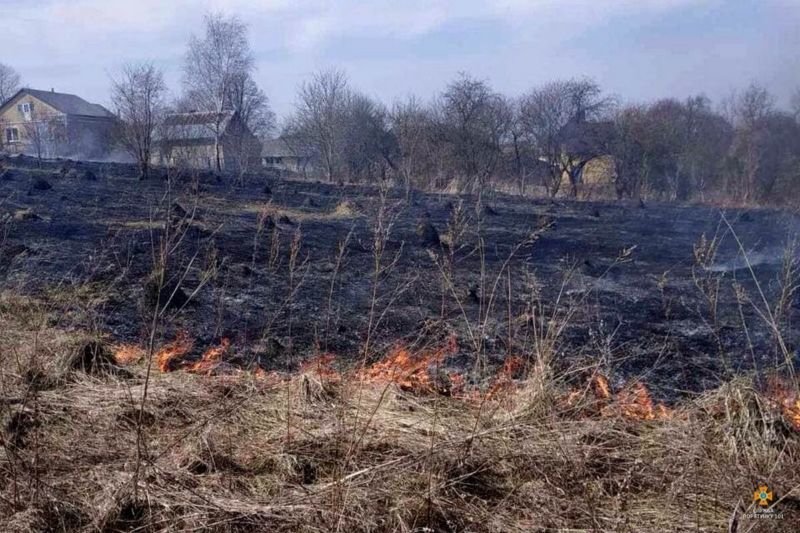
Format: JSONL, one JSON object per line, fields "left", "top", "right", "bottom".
{"left": 1, "top": 314, "right": 798, "bottom": 532}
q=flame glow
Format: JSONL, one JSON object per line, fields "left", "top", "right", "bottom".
{"left": 300, "top": 353, "right": 341, "bottom": 381}
{"left": 156, "top": 332, "right": 193, "bottom": 372}
{"left": 766, "top": 377, "right": 800, "bottom": 431}
{"left": 592, "top": 374, "right": 611, "bottom": 400}
{"left": 111, "top": 344, "right": 145, "bottom": 365}
{"left": 566, "top": 374, "right": 672, "bottom": 421}
{"left": 185, "top": 338, "right": 231, "bottom": 375}
{"left": 360, "top": 336, "right": 457, "bottom": 393}
{"left": 615, "top": 382, "right": 672, "bottom": 421}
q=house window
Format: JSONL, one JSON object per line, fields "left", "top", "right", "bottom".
{"left": 5, "top": 127, "right": 20, "bottom": 143}
{"left": 17, "top": 102, "right": 33, "bottom": 120}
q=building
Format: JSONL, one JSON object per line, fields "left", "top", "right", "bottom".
{"left": 0, "top": 88, "right": 116, "bottom": 159}
{"left": 153, "top": 110, "right": 260, "bottom": 172}
{"left": 261, "top": 138, "right": 313, "bottom": 175}
{"left": 556, "top": 115, "right": 617, "bottom": 196}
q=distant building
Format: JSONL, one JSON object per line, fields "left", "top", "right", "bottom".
{"left": 153, "top": 110, "right": 260, "bottom": 172}
{"left": 261, "top": 138, "right": 313, "bottom": 175}
{"left": 556, "top": 115, "right": 617, "bottom": 195}
{"left": 0, "top": 88, "right": 116, "bottom": 159}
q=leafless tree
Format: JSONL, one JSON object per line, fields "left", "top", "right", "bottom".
{"left": 110, "top": 62, "right": 167, "bottom": 179}
{"left": 182, "top": 12, "right": 254, "bottom": 173}
{"left": 725, "top": 84, "right": 775, "bottom": 202}
{"left": 504, "top": 96, "right": 539, "bottom": 195}
{"left": 391, "top": 96, "right": 433, "bottom": 197}
{"left": 22, "top": 106, "right": 67, "bottom": 165}
{"left": 791, "top": 88, "right": 800, "bottom": 122}
{"left": 289, "top": 68, "right": 351, "bottom": 182}
{"left": 0, "top": 63, "right": 20, "bottom": 104}
{"left": 227, "top": 73, "right": 275, "bottom": 182}
{"left": 341, "top": 93, "right": 396, "bottom": 183}
{"left": 520, "top": 78, "right": 612, "bottom": 197}
{"left": 436, "top": 73, "right": 510, "bottom": 201}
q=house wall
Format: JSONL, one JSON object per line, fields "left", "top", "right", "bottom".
{"left": 262, "top": 156, "right": 310, "bottom": 174}
{"left": 0, "top": 92, "right": 115, "bottom": 159}
{"left": 153, "top": 142, "right": 224, "bottom": 171}
{"left": 0, "top": 93, "right": 65, "bottom": 155}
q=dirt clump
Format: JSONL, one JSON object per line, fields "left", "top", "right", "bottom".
{"left": 416, "top": 218, "right": 441, "bottom": 247}
{"left": 31, "top": 177, "right": 53, "bottom": 191}
{"left": 62, "top": 341, "right": 124, "bottom": 376}
{"left": 13, "top": 208, "right": 40, "bottom": 221}
{"left": 144, "top": 272, "right": 190, "bottom": 311}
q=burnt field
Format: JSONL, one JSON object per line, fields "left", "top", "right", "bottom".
{"left": 3, "top": 157, "right": 800, "bottom": 532}
{"left": 1, "top": 156, "right": 798, "bottom": 399}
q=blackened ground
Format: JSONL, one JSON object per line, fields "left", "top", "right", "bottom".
{"left": 1, "top": 155, "right": 798, "bottom": 399}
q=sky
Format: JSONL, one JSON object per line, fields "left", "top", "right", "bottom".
{"left": 1, "top": 0, "right": 798, "bottom": 122}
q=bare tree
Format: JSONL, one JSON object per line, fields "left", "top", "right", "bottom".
{"left": 504, "top": 96, "right": 539, "bottom": 195}
{"left": 227, "top": 73, "right": 275, "bottom": 182}
{"left": 341, "top": 93, "right": 396, "bottom": 183}
{"left": 520, "top": 79, "right": 612, "bottom": 197}
{"left": 791, "top": 87, "right": 800, "bottom": 122}
{"left": 182, "top": 12, "right": 254, "bottom": 173}
{"left": 289, "top": 68, "right": 351, "bottom": 182}
{"left": 110, "top": 62, "right": 167, "bottom": 179}
{"left": 436, "top": 73, "right": 510, "bottom": 201}
{"left": 22, "top": 105, "right": 67, "bottom": 165}
{"left": 725, "top": 84, "right": 775, "bottom": 202}
{"left": 391, "top": 96, "right": 433, "bottom": 197}
{"left": 0, "top": 63, "right": 20, "bottom": 104}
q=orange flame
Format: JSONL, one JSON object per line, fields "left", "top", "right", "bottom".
{"left": 300, "top": 353, "right": 341, "bottom": 381}
{"left": 615, "top": 382, "right": 672, "bottom": 421}
{"left": 112, "top": 344, "right": 145, "bottom": 365}
{"left": 360, "top": 336, "right": 457, "bottom": 393}
{"left": 592, "top": 374, "right": 611, "bottom": 400}
{"left": 766, "top": 377, "right": 800, "bottom": 431}
{"left": 483, "top": 356, "right": 525, "bottom": 401}
{"left": 156, "top": 331, "right": 193, "bottom": 372}
{"left": 564, "top": 375, "right": 672, "bottom": 421}
{"left": 186, "top": 338, "right": 231, "bottom": 375}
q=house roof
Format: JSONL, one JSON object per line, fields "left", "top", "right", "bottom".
{"left": 159, "top": 111, "right": 235, "bottom": 142}
{"left": 262, "top": 138, "right": 309, "bottom": 158}
{"left": 558, "top": 116, "right": 615, "bottom": 156}
{"left": 2, "top": 88, "right": 115, "bottom": 118}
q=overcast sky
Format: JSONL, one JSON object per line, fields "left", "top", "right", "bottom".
{"left": 1, "top": 0, "right": 798, "bottom": 121}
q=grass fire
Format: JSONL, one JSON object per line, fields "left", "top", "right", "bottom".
{"left": 2, "top": 2, "right": 800, "bottom": 531}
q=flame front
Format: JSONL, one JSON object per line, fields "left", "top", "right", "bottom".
{"left": 766, "top": 377, "right": 800, "bottom": 430}
{"left": 156, "top": 332, "right": 193, "bottom": 372}
{"left": 112, "top": 344, "right": 145, "bottom": 365}
{"left": 300, "top": 353, "right": 340, "bottom": 381}
{"left": 185, "top": 338, "right": 231, "bottom": 375}
{"left": 360, "top": 336, "right": 457, "bottom": 393}
{"left": 566, "top": 374, "right": 672, "bottom": 421}
{"left": 592, "top": 374, "right": 611, "bottom": 400}
{"left": 616, "top": 382, "right": 671, "bottom": 421}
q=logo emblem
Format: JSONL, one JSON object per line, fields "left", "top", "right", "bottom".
{"left": 753, "top": 485, "right": 774, "bottom": 507}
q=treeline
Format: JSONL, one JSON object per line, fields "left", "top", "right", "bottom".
{"left": 283, "top": 70, "right": 800, "bottom": 205}
{"left": 3, "top": 11, "right": 799, "bottom": 205}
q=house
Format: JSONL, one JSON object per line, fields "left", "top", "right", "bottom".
{"left": 0, "top": 88, "right": 116, "bottom": 159}
{"left": 556, "top": 114, "right": 617, "bottom": 195}
{"left": 261, "top": 138, "right": 313, "bottom": 175}
{"left": 153, "top": 110, "right": 260, "bottom": 172}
